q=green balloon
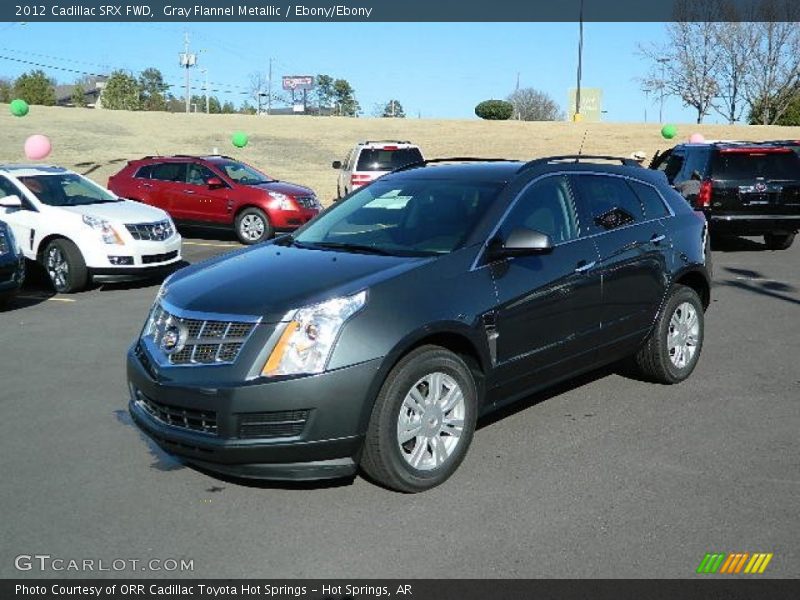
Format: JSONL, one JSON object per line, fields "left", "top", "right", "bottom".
{"left": 10, "top": 98, "right": 29, "bottom": 117}
{"left": 231, "top": 132, "right": 249, "bottom": 148}
{"left": 661, "top": 124, "right": 677, "bottom": 140}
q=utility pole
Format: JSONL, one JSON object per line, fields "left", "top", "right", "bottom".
{"left": 515, "top": 72, "right": 520, "bottom": 120}
{"left": 574, "top": 0, "right": 584, "bottom": 121}
{"left": 179, "top": 32, "right": 197, "bottom": 113}
{"left": 642, "top": 87, "right": 651, "bottom": 123}
{"left": 267, "top": 57, "right": 273, "bottom": 116}
{"left": 657, "top": 57, "right": 669, "bottom": 123}
{"left": 200, "top": 69, "right": 209, "bottom": 113}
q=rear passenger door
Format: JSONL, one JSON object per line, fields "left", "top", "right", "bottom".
{"left": 570, "top": 174, "right": 670, "bottom": 354}
{"left": 147, "top": 162, "right": 188, "bottom": 218}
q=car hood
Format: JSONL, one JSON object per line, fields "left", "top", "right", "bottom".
{"left": 249, "top": 181, "right": 315, "bottom": 197}
{"left": 59, "top": 200, "right": 169, "bottom": 223}
{"left": 163, "top": 244, "right": 432, "bottom": 322}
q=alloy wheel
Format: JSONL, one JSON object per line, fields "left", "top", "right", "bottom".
{"left": 667, "top": 301, "right": 700, "bottom": 369}
{"left": 240, "top": 214, "right": 265, "bottom": 241}
{"left": 46, "top": 246, "right": 69, "bottom": 291}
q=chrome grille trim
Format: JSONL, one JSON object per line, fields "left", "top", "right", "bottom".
{"left": 142, "top": 302, "right": 260, "bottom": 366}
{"left": 125, "top": 220, "right": 174, "bottom": 242}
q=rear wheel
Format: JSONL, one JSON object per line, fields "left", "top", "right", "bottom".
{"left": 763, "top": 232, "right": 795, "bottom": 250}
{"left": 633, "top": 284, "right": 704, "bottom": 384}
{"left": 43, "top": 239, "right": 88, "bottom": 294}
{"left": 361, "top": 346, "right": 478, "bottom": 493}
{"left": 235, "top": 207, "right": 273, "bottom": 245}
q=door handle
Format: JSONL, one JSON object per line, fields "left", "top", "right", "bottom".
{"left": 140, "top": 183, "right": 153, "bottom": 189}
{"left": 574, "top": 260, "right": 596, "bottom": 274}
{"left": 183, "top": 190, "right": 196, "bottom": 195}
{"left": 650, "top": 234, "right": 666, "bottom": 244}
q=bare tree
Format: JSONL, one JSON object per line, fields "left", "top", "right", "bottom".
{"left": 639, "top": 0, "right": 721, "bottom": 124}
{"left": 743, "top": 3, "right": 800, "bottom": 125}
{"left": 249, "top": 71, "right": 268, "bottom": 113}
{"left": 710, "top": 21, "right": 756, "bottom": 124}
{"left": 506, "top": 87, "right": 561, "bottom": 121}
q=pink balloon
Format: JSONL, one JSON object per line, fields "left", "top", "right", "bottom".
{"left": 24, "top": 134, "right": 52, "bottom": 160}
{"left": 689, "top": 133, "right": 705, "bottom": 143}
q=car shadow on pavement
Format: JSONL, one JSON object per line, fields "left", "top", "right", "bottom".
{"left": 178, "top": 225, "right": 239, "bottom": 243}
{"left": 93, "top": 261, "right": 189, "bottom": 293}
{"left": 1, "top": 263, "right": 55, "bottom": 311}
{"left": 720, "top": 267, "right": 800, "bottom": 307}
{"left": 114, "top": 409, "right": 186, "bottom": 473}
{"left": 710, "top": 235, "right": 768, "bottom": 252}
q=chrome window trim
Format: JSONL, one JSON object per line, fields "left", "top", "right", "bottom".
{"left": 158, "top": 297, "right": 263, "bottom": 324}
{"left": 471, "top": 170, "right": 675, "bottom": 271}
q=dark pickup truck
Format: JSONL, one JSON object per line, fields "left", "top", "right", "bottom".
{"left": 651, "top": 142, "right": 800, "bottom": 250}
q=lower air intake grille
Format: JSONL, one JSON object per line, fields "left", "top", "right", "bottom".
{"left": 237, "top": 410, "right": 310, "bottom": 439}
{"left": 135, "top": 391, "right": 218, "bottom": 436}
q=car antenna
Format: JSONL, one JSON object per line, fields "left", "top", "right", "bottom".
{"left": 576, "top": 130, "right": 589, "bottom": 162}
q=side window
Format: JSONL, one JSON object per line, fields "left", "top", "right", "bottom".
{"left": 662, "top": 151, "right": 685, "bottom": 183}
{"left": 630, "top": 181, "right": 670, "bottom": 219}
{"left": 134, "top": 165, "right": 153, "bottom": 179}
{"left": 500, "top": 175, "right": 579, "bottom": 244}
{"left": 681, "top": 148, "right": 710, "bottom": 181}
{"left": 186, "top": 163, "right": 217, "bottom": 186}
{"left": 0, "top": 176, "right": 20, "bottom": 198}
{"left": 571, "top": 175, "right": 645, "bottom": 232}
{"left": 150, "top": 163, "right": 187, "bottom": 183}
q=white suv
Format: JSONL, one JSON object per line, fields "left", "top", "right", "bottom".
{"left": 332, "top": 141, "right": 423, "bottom": 198}
{"left": 0, "top": 165, "right": 182, "bottom": 293}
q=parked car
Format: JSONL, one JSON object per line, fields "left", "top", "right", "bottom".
{"left": 128, "top": 155, "right": 711, "bottom": 492}
{"left": 333, "top": 141, "right": 423, "bottom": 198}
{"left": 0, "top": 218, "right": 25, "bottom": 306}
{"left": 651, "top": 142, "right": 800, "bottom": 250}
{"left": 108, "top": 155, "right": 321, "bottom": 245}
{"left": 0, "top": 165, "right": 182, "bottom": 293}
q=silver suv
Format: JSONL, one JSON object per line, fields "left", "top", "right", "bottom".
{"left": 332, "top": 141, "right": 423, "bottom": 198}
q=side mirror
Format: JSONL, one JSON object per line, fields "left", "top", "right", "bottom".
{"left": 496, "top": 227, "right": 553, "bottom": 257}
{"left": 332, "top": 160, "right": 342, "bottom": 169}
{"left": 0, "top": 194, "right": 23, "bottom": 208}
{"left": 207, "top": 177, "right": 225, "bottom": 189}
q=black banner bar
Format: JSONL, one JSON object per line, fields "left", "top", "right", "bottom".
{"left": 4, "top": 580, "right": 800, "bottom": 600}
{"left": 2, "top": 0, "right": 799, "bottom": 22}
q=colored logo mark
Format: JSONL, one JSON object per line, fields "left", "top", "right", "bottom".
{"left": 696, "top": 552, "right": 773, "bottom": 574}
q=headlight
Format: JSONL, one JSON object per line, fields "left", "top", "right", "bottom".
{"left": 83, "top": 215, "right": 124, "bottom": 245}
{"left": 270, "top": 192, "right": 297, "bottom": 211}
{"left": 262, "top": 290, "right": 367, "bottom": 377}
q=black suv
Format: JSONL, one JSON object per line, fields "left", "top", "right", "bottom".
{"left": 128, "top": 156, "right": 711, "bottom": 492}
{"left": 0, "top": 219, "right": 25, "bottom": 307}
{"left": 651, "top": 142, "right": 800, "bottom": 250}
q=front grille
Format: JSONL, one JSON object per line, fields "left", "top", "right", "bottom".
{"left": 142, "top": 250, "right": 178, "bottom": 264}
{"left": 135, "top": 390, "right": 218, "bottom": 435}
{"left": 295, "top": 196, "right": 321, "bottom": 210}
{"left": 143, "top": 303, "right": 257, "bottom": 366}
{"left": 237, "top": 410, "right": 310, "bottom": 439}
{"left": 126, "top": 220, "right": 174, "bottom": 242}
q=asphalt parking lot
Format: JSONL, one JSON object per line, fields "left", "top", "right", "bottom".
{"left": 1, "top": 231, "right": 798, "bottom": 579}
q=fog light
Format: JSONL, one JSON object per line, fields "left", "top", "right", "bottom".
{"left": 108, "top": 255, "right": 134, "bottom": 265}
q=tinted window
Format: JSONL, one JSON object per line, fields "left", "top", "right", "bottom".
{"left": 0, "top": 176, "right": 20, "bottom": 198}
{"left": 711, "top": 151, "right": 800, "bottom": 180}
{"left": 134, "top": 165, "right": 153, "bottom": 179}
{"left": 151, "top": 163, "right": 187, "bottom": 183}
{"left": 213, "top": 160, "right": 273, "bottom": 184}
{"left": 501, "top": 175, "right": 578, "bottom": 244}
{"left": 572, "top": 175, "right": 645, "bottom": 231}
{"left": 356, "top": 148, "right": 423, "bottom": 172}
{"left": 294, "top": 178, "right": 502, "bottom": 255}
{"left": 187, "top": 163, "right": 218, "bottom": 186}
{"left": 630, "top": 181, "right": 670, "bottom": 218}
{"left": 661, "top": 151, "right": 685, "bottom": 183}
{"left": 682, "top": 148, "right": 711, "bottom": 180}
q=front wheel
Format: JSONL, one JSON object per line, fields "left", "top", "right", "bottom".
{"left": 235, "top": 207, "right": 273, "bottom": 245}
{"left": 633, "top": 284, "right": 704, "bottom": 384}
{"left": 763, "top": 232, "right": 795, "bottom": 250}
{"left": 43, "top": 239, "right": 88, "bottom": 293}
{"left": 361, "top": 346, "right": 478, "bottom": 493}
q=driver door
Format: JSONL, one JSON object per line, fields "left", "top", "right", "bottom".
{"left": 489, "top": 174, "right": 602, "bottom": 400}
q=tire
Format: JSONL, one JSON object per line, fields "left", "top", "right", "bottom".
{"left": 633, "top": 284, "right": 704, "bottom": 384}
{"left": 235, "top": 207, "right": 273, "bottom": 245}
{"left": 42, "top": 238, "right": 88, "bottom": 294}
{"left": 763, "top": 232, "right": 795, "bottom": 250}
{"left": 361, "top": 345, "right": 478, "bottom": 493}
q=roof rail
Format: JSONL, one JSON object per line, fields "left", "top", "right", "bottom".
{"left": 361, "top": 140, "right": 413, "bottom": 145}
{"left": 390, "top": 157, "right": 513, "bottom": 174}
{"left": 518, "top": 155, "right": 641, "bottom": 172}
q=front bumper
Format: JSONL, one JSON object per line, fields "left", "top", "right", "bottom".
{"left": 269, "top": 208, "right": 320, "bottom": 230}
{"left": 0, "top": 252, "right": 25, "bottom": 295}
{"left": 126, "top": 343, "right": 383, "bottom": 481}
{"left": 709, "top": 214, "right": 800, "bottom": 235}
{"left": 83, "top": 234, "right": 183, "bottom": 271}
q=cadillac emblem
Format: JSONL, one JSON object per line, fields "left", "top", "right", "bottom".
{"left": 160, "top": 320, "right": 186, "bottom": 354}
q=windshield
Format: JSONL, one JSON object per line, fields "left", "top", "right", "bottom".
{"left": 293, "top": 178, "right": 502, "bottom": 255}
{"left": 356, "top": 148, "right": 423, "bottom": 172}
{"left": 712, "top": 151, "right": 800, "bottom": 180}
{"left": 18, "top": 173, "right": 119, "bottom": 207}
{"left": 214, "top": 160, "right": 274, "bottom": 184}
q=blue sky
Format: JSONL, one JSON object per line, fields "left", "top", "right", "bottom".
{"left": 0, "top": 21, "right": 709, "bottom": 123}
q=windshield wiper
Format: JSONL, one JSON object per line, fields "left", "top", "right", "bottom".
{"left": 302, "top": 241, "right": 399, "bottom": 256}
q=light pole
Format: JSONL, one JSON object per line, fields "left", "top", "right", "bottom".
{"left": 657, "top": 57, "right": 669, "bottom": 123}
{"left": 642, "top": 87, "right": 651, "bottom": 123}
{"left": 200, "top": 69, "right": 209, "bottom": 114}
{"left": 574, "top": 0, "right": 584, "bottom": 122}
